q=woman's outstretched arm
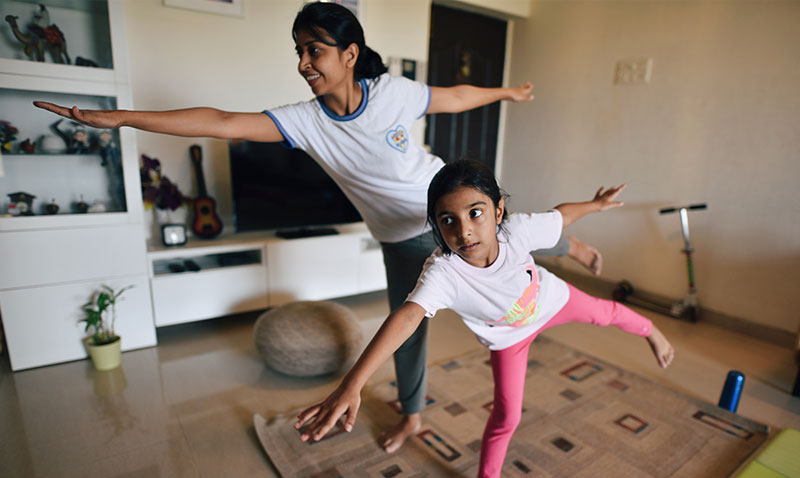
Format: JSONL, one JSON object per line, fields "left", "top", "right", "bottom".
{"left": 32, "top": 102, "right": 284, "bottom": 143}
{"left": 427, "top": 82, "right": 533, "bottom": 114}
{"left": 294, "top": 302, "right": 427, "bottom": 442}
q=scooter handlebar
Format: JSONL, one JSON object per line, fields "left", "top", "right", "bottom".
{"left": 659, "top": 203, "right": 707, "bottom": 215}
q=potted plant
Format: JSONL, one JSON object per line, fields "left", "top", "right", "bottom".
{"left": 81, "top": 284, "right": 132, "bottom": 371}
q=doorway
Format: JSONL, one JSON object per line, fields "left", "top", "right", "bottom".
{"left": 425, "top": 5, "right": 507, "bottom": 170}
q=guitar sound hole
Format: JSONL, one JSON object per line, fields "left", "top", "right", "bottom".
{"left": 201, "top": 206, "right": 210, "bottom": 214}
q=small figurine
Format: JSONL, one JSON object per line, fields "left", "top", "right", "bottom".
{"left": 5, "top": 5, "right": 70, "bottom": 64}
{"left": 88, "top": 202, "right": 106, "bottom": 214}
{"left": 0, "top": 120, "right": 18, "bottom": 152}
{"left": 51, "top": 119, "right": 90, "bottom": 154}
{"left": 4, "top": 15, "right": 45, "bottom": 62}
{"left": 97, "top": 130, "right": 117, "bottom": 165}
{"left": 20, "top": 138, "right": 35, "bottom": 154}
{"left": 75, "top": 56, "right": 98, "bottom": 68}
{"left": 73, "top": 195, "right": 89, "bottom": 214}
{"left": 8, "top": 191, "right": 36, "bottom": 216}
{"left": 45, "top": 198, "right": 59, "bottom": 215}
{"left": 97, "top": 130, "right": 126, "bottom": 210}
{"left": 38, "top": 134, "right": 64, "bottom": 153}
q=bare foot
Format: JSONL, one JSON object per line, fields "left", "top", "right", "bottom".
{"left": 379, "top": 413, "right": 421, "bottom": 453}
{"left": 647, "top": 326, "right": 675, "bottom": 368}
{"left": 567, "top": 236, "right": 603, "bottom": 275}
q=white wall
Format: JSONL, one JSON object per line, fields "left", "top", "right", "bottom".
{"left": 501, "top": 1, "right": 800, "bottom": 333}
{"left": 123, "top": 0, "right": 430, "bottom": 239}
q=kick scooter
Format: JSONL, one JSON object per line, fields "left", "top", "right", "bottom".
{"left": 613, "top": 203, "right": 707, "bottom": 322}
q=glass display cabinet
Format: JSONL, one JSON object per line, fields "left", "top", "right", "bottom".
{"left": 0, "top": 0, "right": 140, "bottom": 230}
{"left": 0, "top": 0, "right": 156, "bottom": 371}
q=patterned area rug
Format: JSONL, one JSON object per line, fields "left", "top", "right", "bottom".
{"left": 255, "top": 336, "right": 768, "bottom": 477}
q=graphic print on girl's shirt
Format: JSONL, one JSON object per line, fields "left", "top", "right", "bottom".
{"left": 488, "top": 265, "right": 540, "bottom": 327}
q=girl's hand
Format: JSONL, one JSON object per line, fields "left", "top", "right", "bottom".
{"left": 592, "top": 184, "right": 627, "bottom": 211}
{"left": 294, "top": 382, "right": 361, "bottom": 442}
{"left": 33, "top": 101, "right": 123, "bottom": 129}
{"left": 508, "top": 82, "right": 534, "bottom": 102}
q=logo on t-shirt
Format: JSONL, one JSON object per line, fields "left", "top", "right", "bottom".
{"left": 386, "top": 125, "right": 408, "bottom": 153}
{"left": 489, "top": 265, "right": 540, "bottom": 328}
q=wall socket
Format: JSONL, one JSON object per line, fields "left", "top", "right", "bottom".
{"left": 614, "top": 58, "right": 653, "bottom": 85}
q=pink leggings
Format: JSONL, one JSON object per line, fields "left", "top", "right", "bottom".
{"left": 478, "top": 284, "right": 652, "bottom": 478}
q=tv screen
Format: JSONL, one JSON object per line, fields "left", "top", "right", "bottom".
{"left": 229, "top": 140, "right": 362, "bottom": 233}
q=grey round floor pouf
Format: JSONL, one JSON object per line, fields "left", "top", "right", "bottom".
{"left": 254, "top": 301, "right": 363, "bottom": 377}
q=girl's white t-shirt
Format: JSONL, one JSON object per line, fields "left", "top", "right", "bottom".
{"left": 265, "top": 74, "right": 443, "bottom": 243}
{"left": 407, "top": 212, "right": 571, "bottom": 350}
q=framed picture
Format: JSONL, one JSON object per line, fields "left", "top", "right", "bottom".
{"left": 163, "top": 0, "right": 243, "bottom": 17}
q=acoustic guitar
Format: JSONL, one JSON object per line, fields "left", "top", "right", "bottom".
{"left": 189, "top": 144, "right": 223, "bottom": 238}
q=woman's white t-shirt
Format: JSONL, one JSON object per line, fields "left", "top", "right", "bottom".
{"left": 407, "top": 212, "right": 571, "bottom": 350}
{"left": 266, "top": 74, "right": 443, "bottom": 243}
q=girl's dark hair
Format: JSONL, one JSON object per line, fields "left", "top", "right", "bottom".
{"left": 427, "top": 159, "right": 509, "bottom": 254}
{"left": 293, "top": 2, "right": 387, "bottom": 81}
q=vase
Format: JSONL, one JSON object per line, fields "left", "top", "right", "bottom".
{"left": 85, "top": 337, "right": 122, "bottom": 371}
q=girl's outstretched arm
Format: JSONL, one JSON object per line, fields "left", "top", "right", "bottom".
{"left": 427, "top": 82, "right": 533, "bottom": 114}
{"left": 31, "top": 102, "right": 284, "bottom": 142}
{"left": 295, "top": 302, "right": 426, "bottom": 442}
{"left": 555, "top": 184, "right": 627, "bottom": 227}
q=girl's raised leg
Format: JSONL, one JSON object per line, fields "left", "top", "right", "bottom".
{"left": 542, "top": 284, "right": 674, "bottom": 368}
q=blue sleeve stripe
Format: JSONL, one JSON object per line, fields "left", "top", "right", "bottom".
{"left": 263, "top": 110, "right": 296, "bottom": 149}
{"left": 418, "top": 85, "right": 432, "bottom": 119}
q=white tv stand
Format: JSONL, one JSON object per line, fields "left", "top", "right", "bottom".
{"left": 146, "top": 223, "right": 387, "bottom": 327}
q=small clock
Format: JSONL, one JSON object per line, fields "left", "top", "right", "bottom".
{"left": 161, "top": 224, "right": 187, "bottom": 247}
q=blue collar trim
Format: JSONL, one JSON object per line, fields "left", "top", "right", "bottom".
{"left": 317, "top": 78, "right": 368, "bottom": 121}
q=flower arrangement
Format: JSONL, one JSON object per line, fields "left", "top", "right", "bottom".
{"left": 140, "top": 154, "right": 189, "bottom": 211}
{"left": 81, "top": 285, "right": 132, "bottom": 346}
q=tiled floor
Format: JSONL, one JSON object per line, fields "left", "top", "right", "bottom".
{"left": 1, "top": 289, "right": 798, "bottom": 477}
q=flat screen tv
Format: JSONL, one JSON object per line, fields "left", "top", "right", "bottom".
{"left": 229, "top": 140, "right": 362, "bottom": 235}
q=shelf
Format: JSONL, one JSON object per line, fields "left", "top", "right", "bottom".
{"left": 1, "top": 152, "right": 109, "bottom": 158}
{"left": 152, "top": 249, "right": 263, "bottom": 277}
{"left": 0, "top": 211, "right": 130, "bottom": 231}
{"left": 0, "top": 59, "right": 115, "bottom": 84}
{"left": 1, "top": 87, "right": 125, "bottom": 218}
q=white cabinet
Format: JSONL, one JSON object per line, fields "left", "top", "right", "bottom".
{"left": 149, "top": 242, "right": 268, "bottom": 327}
{"left": 147, "top": 224, "right": 387, "bottom": 325}
{"left": 0, "top": 1, "right": 155, "bottom": 371}
{"left": 0, "top": 276, "right": 155, "bottom": 371}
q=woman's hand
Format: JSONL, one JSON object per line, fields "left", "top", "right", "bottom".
{"left": 508, "top": 81, "right": 534, "bottom": 102}
{"left": 295, "top": 382, "right": 362, "bottom": 442}
{"left": 592, "top": 184, "right": 627, "bottom": 211}
{"left": 33, "top": 101, "right": 123, "bottom": 129}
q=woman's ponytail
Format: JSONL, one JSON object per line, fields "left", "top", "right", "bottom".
{"left": 293, "top": 2, "right": 387, "bottom": 81}
{"left": 355, "top": 45, "right": 387, "bottom": 81}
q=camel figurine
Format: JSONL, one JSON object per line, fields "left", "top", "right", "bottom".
{"left": 4, "top": 15, "right": 45, "bottom": 62}
{"left": 5, "top": 4, "right": 70, "bottom": 64}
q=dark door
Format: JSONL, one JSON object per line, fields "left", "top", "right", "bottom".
{"left": 426, "top": 5, "right": 507, "bottom": 170}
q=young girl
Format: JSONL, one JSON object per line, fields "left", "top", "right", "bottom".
{"left": 295, "top": 159, "right": 675, "bottom": 478}
{"left": 34, "top": 1, "right": 608, "bottom": 453}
